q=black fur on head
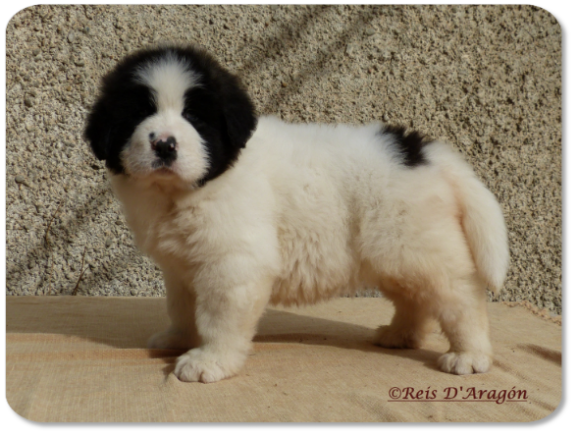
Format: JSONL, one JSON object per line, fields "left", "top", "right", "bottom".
{"left": 84, "top": 45, "right": 257, "bottom": 184}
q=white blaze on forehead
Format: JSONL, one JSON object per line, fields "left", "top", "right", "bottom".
{"left": 135, "top": 53, "right": 199, "bottom": 111}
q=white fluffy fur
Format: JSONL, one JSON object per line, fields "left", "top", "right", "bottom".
{"left": 123, "top": 58, "right": 208, "bottom": 185}
{"left": 111, "top": 109, "right": 509, "bottom": 382}
{"left": 95, "top": 54, "right": 511, "bottom": 382}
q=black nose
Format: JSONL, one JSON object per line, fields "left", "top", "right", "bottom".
{"left": 151, "top": 136, "right": 177, "bottom": 162}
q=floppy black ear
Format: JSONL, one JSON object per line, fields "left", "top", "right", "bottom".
{"left": 84, "top": 99, "right": 112, "bottom": 162}
{"left": 192, "top": 45, "right": 258, "bottom": 149}
{"left": 220, "top": 77, "right": 257, "bottom": 150}
{"left": 84, "top": 93, "right": 131, "bottom": 174}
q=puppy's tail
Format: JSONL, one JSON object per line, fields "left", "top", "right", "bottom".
{"left": 426, "top": 142, "right": 509, "bottom": 292}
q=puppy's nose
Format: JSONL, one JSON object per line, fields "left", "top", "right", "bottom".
{"left": 151, "top": 136, "right": 177, "bottom": 161}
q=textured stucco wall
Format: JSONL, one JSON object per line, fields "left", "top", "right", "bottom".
{"left": 6, "top": 5, "right": 562, "bottom": 313}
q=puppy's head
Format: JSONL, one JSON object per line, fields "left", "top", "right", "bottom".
{"left": 84, "top": 46, "right": 257, "bottom": 187}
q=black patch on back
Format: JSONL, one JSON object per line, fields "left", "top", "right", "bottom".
{"left": 380, "top": 125, "right": 431, "bottom": 167}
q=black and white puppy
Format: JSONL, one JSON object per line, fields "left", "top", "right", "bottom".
{"left": 85, "top": 45, "right": 509, "bottom": 383}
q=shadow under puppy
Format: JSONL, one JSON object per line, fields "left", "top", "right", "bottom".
{"left": 84, "top": 45, "right": 509, "bottom": 383}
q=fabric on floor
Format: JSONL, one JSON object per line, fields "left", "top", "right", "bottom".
{"left": 6, "top": 296, "right": 562, "bottom": 422}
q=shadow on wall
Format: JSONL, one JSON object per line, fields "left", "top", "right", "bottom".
{"left": 8, "top": 5, "right": 383, "bottom": 297}
{"left": 234, "top": 5, "right": 382, "bottom": 114}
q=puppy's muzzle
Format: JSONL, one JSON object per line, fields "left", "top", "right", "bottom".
{"left": 151, "top": 135, "right": 177, "bottom": 166}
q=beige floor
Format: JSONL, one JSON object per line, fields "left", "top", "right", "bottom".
{"left": 7, "top": 296, "right": 561, "bottom": 422}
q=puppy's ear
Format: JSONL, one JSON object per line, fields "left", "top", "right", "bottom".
{"left": 84, "top": 100, "right": 112, "bottom": 161}
{"left": 220, "top": 77, "right": 257, "bottom": 149}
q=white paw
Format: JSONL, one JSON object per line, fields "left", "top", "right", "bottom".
{"left": 438, "top": 351, "right": 492, "bottom": 375}
{"left": 374, "top": 325, "right": 423, "bottom": 349}
{"left": 147, "top": 329, "right": 194, "bottom": 350}
{"left": 174, "top": 347, "right": 245, "bottom": 383}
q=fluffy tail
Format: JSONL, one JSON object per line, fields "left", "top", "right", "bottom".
{"left": 426, "top": 142, "right": 509, "bottom": 292}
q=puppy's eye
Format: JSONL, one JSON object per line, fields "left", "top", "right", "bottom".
{"left": 182, "top": 112, "right": 197, "bottom": 123}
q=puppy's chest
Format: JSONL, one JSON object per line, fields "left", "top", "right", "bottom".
{"left": 119, "top": 189, "right": 203, "bottom": 263}
{"left": 145, "top": 211, "right": 206, "bottom": 265}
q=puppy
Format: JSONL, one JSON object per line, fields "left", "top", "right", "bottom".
{"left": 84, "top": 45, "right": 509, "bottom": 383}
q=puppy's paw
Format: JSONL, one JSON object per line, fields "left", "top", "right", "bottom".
{"left": 174, "top": 347, "right": 245, "bottom": 383}
{"left": 438, "top": 351, "right": 492, "bottom": 375}
{"left": 374, "top": 325, "right": 423, "bottom": 349}
{"left": 147, "top": 329, "right": 193, "bottom": 350}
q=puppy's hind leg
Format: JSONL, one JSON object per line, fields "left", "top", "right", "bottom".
{"left": 437, "top": 275, "right": 493, "bottom": 375}
{"left": 374, "top": 287, "right": 436, "bottom": 350}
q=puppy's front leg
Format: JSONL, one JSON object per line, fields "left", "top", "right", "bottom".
{"left": 174, "top": 271, "right": 272, "bottom": 383}
{"left": 148, "top": 269, "right": 200, "bottom": 350}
